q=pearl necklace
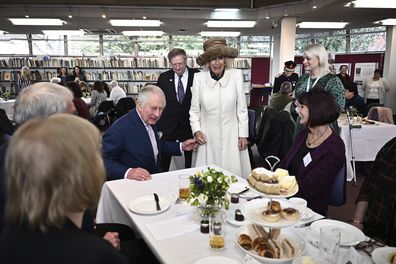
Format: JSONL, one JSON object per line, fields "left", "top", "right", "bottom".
{"left": 307, "top": 126, "right": 328, "bottom": 147}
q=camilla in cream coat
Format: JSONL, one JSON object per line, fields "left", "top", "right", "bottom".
{"left": 190, "top": 38, "right": 251, "bottom": 178}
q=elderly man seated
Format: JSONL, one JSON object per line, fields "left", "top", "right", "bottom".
{"left": 102, "top": 85, "right": 197, "bottom": 181}
{"left": 270, "top": 81, "right": 293, "bottom": 112}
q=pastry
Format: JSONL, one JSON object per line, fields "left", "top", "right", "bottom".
{"left": 280, "top": 207, "right": 300, "bottom": 220}
{"left": 268, "top": 200, "right": 281, "bottom": 213}
{"left": 235, "top": 209, "right": 244, "bottom": 221}
{"left": 256, "top": 243, "right": 276, "bottom": 258}
{"left": 262, "top": 209, "right": 281, "bottom": 222}
{"left": 248, "top": 167, "right": 298, "bottom": 195}
{"left": 255, "top": 181, "right": 281, "bottom": 194}
{"left": 274, "top": 168, "right": 289, "bottom": 179}
{"left": 253, "top": 237, "right": 268, "bottom": 251}
{"left": 281, "top": 238, "right": 295, "bottom": 258}
{"left": 238, "top": 234, "right": 253, "bottom": 250}
{"left": 390, "top": 252, "right": 396, "bottom": 264}
{"left": 247, "top": 174, "right": 257, "bottom": 187}
{"left": 279, "top": 176, "right": 297, "bottom": 194}
{"left": 251, "top": 167, "right": 273, "bottom": 181}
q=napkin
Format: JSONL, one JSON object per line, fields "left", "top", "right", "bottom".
{"left": 305, "top": 228, "right": 320, "bottom": 248}
{"left": 145, "top": 215, "right": 199, "bottom": 240}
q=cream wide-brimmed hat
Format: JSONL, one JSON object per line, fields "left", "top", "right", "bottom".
{"left": 196, "top": 37, "right": 238, "bottom": 66}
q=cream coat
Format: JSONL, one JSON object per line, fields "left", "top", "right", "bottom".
{"left": 189, "top": 68, "right": 251, "bottom": 178}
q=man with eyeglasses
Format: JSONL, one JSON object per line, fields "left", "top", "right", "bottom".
{"left": 156, "top": 48, "right": 200, "bottom": 171}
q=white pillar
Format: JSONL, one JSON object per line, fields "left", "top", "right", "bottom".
{"left": 271, "top": 17, "right": 297, "bottom": 84}
{"left": 383, "top": 26, "right": 396, "bottom": 114}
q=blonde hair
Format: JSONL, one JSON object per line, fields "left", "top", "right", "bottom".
{"left": 21, "top": 66, "right": 31, "bottom": 78}
{"left": 5, "top": 114, "right": 104, "bottom": 232}
{"left": 303, "top": 44, "right": 330, "bottom": 77}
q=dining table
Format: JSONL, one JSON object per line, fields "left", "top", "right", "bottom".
{"left": 338, "top": 115, "right": 396, "bottom": 182}
{"left": 96, "top": 165, "right": 375, "bottom": 264}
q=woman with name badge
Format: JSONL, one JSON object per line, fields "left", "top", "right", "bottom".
{"left": 292, "top": 44, "right": 345, "bottom": 136}
{"left": 279, "top": 89, "right": 345, "bottom": 216}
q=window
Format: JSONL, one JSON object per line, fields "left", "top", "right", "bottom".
{"left": 68, "top": 35, "right": 99, "bottom": 56}
{"left": 103, "top": 35, "right": 134, "bottom": 56}
{"left": 350, "top": 27, "right": 386, "bottom": 52}
{"left": 240, "top": 36, "right": 271, "bottom": 56}
{"left": 31, "top": 34, "right": 64, "bottom": 55}
{"left": 0, "top": 34, "right": 29, "bottom": 55}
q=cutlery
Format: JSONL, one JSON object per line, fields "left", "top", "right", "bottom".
{"left": 235, "top": 187, "right": 250, "bottom": 196}
{"left": 247, "top": 196, "right": 263, "bottom": 201}
{"left": 154, "top": 193, "right": 161, "bottom": 211}
{"left": 294, "top": 217, "right": 325, "bottom": 228}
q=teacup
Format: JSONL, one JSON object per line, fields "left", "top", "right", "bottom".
{"left": 289, "top": 197, "right": 307, "bottom": 213}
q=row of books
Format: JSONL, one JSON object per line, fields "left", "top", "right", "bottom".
{"left": 0, "top": 57, "right": 251, "bottom": 69}
{"left": 0, "top": 70, "right": 161, "bottom": 82}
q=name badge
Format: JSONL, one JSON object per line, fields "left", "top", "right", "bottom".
{"left": 303, "top": 152, "right": 312, "bottom": 167}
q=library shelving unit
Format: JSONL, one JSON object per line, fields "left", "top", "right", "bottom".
{"left": 0, "top": 56, "right": 252, "bottom": 96}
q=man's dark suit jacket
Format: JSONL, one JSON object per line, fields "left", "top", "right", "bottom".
{"left": 156, "top": 67, "right": 199, "bottom": 170}
{"left": 157, "top": 67, "right": 199, "bottom": 141}
{"left": 102, "top": 109, "right": 182, "bottom": 180}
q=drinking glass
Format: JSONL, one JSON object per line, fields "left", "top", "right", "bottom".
{"left": 209, "top": 213, "right": 225, "bottom": 250}
{"left": 319, "top": 226, "right": 341, "bottom": 264}
{"left": 178, "top": 174, "right": 191, "bottom": 201}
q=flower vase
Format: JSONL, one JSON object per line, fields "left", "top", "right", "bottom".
{"left": 197, "top": 204, "right": 221, "bottom": 219}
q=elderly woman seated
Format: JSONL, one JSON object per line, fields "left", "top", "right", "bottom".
{"left": 0, "top": 114, "right": 127, "bottom": 264}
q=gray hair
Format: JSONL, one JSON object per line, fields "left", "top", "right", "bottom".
{"left": 50, "top": 77, "right": 61, "bottom": 83}
{"left": 109, "top": 80, "right": 118, "bottom": 88}
{"left": 137, "top": 85, "right": 166, "bottom": 108}
{"left": 13, "top": 82, "right": 74, "bottom": 125}
{"left": 303, "top": 44, "right": 330, "bottom": 77}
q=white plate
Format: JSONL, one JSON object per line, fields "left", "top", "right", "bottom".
{"left": 241, "top": 198, "right": 301, "bottom": 228}
{"left": 128, "top": 195, "right": 171, "bottom": 215}
{"left": 235, "top": 224, "right": 306, "bottom": 263}
{"left": 372, "top": 247, "right": 396, "bottom": 264}
{"left": 300, "top": 208, "right": 314, "bottom": 221}
{"left": 248, "top": 182, "right": 299, "bottom": 199}
{"left": 228, "top": 183, "right": 257, "bottom": 198}
{"left": 193, "top": 256, "right": 239, "bottom": 264}
{"left": 310, "top": 219, "right": 365, "bottom": 246}
{"left": 226, "top": 210, "right": 247, "bottom": 226}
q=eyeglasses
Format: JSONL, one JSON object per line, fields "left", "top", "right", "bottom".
{"left": 354, "top": 237, "right": 385, "bottom": 256}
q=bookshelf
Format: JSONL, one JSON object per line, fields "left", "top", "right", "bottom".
{"left": 0, "top": 56, "right": 251, "bottom": 96}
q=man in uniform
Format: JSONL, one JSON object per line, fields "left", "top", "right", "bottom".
{"left": 273, "top": 60, "right": 299, "bottom": 93}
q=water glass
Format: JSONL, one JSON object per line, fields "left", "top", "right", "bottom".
{"left": 319, "top": 226, "right": 341, "bottom": 264}
{"left": 178, "top": 174, "right": 191, "bottom": 201}
{"left": 209, "top": 213, "right": 225, "bottom": 250}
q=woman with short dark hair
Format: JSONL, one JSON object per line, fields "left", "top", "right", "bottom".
{"left": 66, "top": 81, "right": 90, "bottom": 119}
{"left": 280, "top": 89, "right": 345, "bottom": 215}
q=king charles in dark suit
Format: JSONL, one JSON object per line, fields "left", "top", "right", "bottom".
{"left": 157, "top": 48, "right": 200, "bottom": 171}
{"left": 102, "top": 85, "right": 196, "bottom": 181}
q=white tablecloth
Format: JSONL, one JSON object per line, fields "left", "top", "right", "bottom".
{"left": 338, "top": 116, "right": 396, "bottom": 181}
{"left": 96, "top": 166, "right": 374, "bottom": 264}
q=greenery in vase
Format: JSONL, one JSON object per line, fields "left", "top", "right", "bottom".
{"left": 187, "top": 167, "right": 237, "bottom": 211}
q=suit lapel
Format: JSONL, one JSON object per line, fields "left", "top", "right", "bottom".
{"left": 131, "top": 110, "right": 156, "bottom": 164}
{"left": 166, "top": 71, "right": 178, "bottom": 103}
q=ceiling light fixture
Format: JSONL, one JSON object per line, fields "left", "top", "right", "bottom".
{"left": 207, "top": 20, "right": 256, "bottom": 28}
{"left": 25, "top": 15, "right": 29, "bottom": 18}
{"left": 200, "top": 31, "right": 240, "bottom": 37}
{"left": 297, "top": 22, "right": 348, "bottom": 29}
{"left": 376, "top": 18, "right": 396, "bottom": 25}
{"left": 9, "top": 18, "right": 65, "bottom": 26}
{"left": 110, "top": 19, "right": 161, "bottom": 27}
{"left": 0, "top": 30, "right": 6, "bottom": 34}
{"left": 214, "top": 8, "right": 240, "bottom": 12}
{"left": 122, "top": 30, "right": 164, "bottom": 36}
{"left": 349, "top": 0, "right": 396, "bottom": 8}
{"left": 102, "top": 8, "right": 107, "bottom": 19}
{"left": 42, "top": 30, "right": 85, "bottom": 36}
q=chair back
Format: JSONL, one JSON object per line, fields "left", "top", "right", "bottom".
{"left": 97, "top": 100, "right": 114, "bottom": 113}
{"left": 329, "top": 163, "right": 347, "bottom": 206}
{"left": 115, "top": 97, "right": 136, "bottom": 118}
{"left": 367, "top": 107, "right": 394, "bottom": 124}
